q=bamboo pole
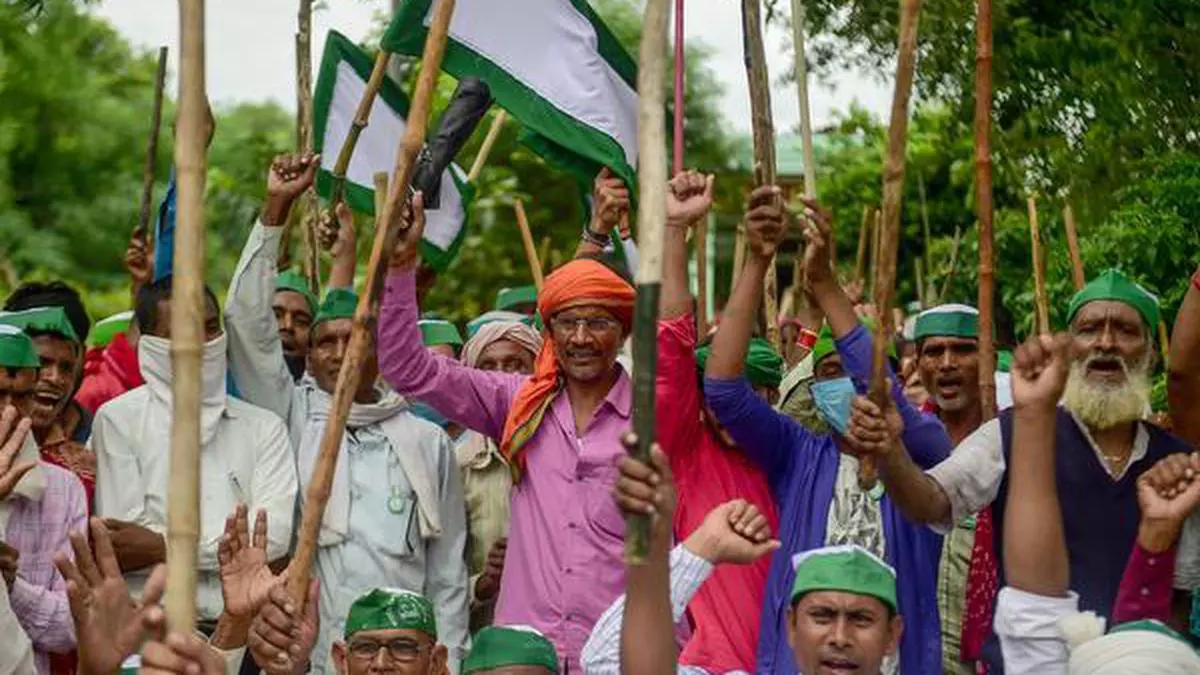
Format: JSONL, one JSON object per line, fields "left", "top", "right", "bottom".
{"left": 696, "top": 215, "right": 709, "bottom": 335}
{"left": 136, "top": 46, "right": 168, "bottom": 243}
{"left": 1159, "top": 320, "right": 1170, "bottom": 365}
{"left": 165, "top": 0, "right": 207, "bottom": 634}
{"left": 1063, "top": 203, "right": 1085, "bottom": 291}
{"left": 296, "top": 1, "right": 319, "bottom": 293}
{"left": 467, "top": 110, "right": 507, "bottom": 183}
{"left": 864, "top": 0, "right": 922, "bottom": 490}
{"left": 787, "top": 0, "right": 817, "bottom": 316}
{"left": 939, "top": 225, "right": 962, "bottom": 300}
{"left": 673, "top": 0, "right": 685, "bottom": 174}
{"left": 855, "top": 206, "right": 871, "bottom": 282}
{"left": 626, "top": 0, "right": 671, "bottom": 565}
{"left": 918, "top": 172, "right": 932, "bottom": 289}
{"left": 869, "top": 208, "right": 882, "bottom": 295}
{"left": 975, "top": 0, "right": 997, "bottom": 420}
{"left": 538, "top": 235, "right": 552, "bottom": 272}
{"left": 732, "top": 224, "right": 746, "bottom": 289}
{"left": 373, "top": 172, "right": 388, "bottom": 216}
{"left": 326, "top": 51, "right": 390, "bottom": 216}
{"left": 915, "top": 258, "right": 926, "bottom": 308}
{"left": 741, "top": 0, "right": 780, "bottom": 350}
{"left": 513, "top": 200, "right": 545, "bottom": 291}
{"left": 1028, "top": 195, "right": 1049, "bottom": 334}
{"left": 287, "top": 0, "right": 457, "bottom": 603}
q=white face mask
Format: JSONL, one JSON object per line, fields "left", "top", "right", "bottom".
{"left": 138, "top": 333, "right": 229, "bottom": 444}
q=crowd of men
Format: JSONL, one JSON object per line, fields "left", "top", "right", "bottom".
{"left": 2, "top": 151, "right": 1200, "bottom": 675}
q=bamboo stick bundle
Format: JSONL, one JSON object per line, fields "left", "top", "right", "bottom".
{"left": 1063, "top": 203, "right": 1085, "bottom": 291}
{"left": 740, "top": 0, "right": 780, "bottom": 350}
{"left": 467, "top": 110, "right": 507, "bottom": 183}
{"left": 864, "top": 0, "right": 923, "bottom": 490}
{"left": 165, "top": 0, "right": 207, "bottom": 633}
{"left": 513, "top": 200, "right": 546, "bottom": 291}
{"left": 1028, "top": 195, "right": 1049, "bottom": 334}
{"left": 325, "top": 51, "right": 391, "bottom": 218}
{"left": 287, "top": 0, "right": 457, "bottom": 603}
{"left": 136, "top": 46, "right": 169, "bottom": 243}
{"left": 855, "top": 206, "right": 871, "bottom": 282}
{"left": 626, "top": 0, "right": 671, "bottom": 565}
{"left": 975, "top": 0, "right": 997, "bottom": 420}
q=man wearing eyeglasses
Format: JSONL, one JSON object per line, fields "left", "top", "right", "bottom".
{"left": 378, "top": 189, "right": 659, "bottom": 672}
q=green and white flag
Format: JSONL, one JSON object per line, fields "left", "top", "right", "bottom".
{"left": 381, "top": 0, "right": 638, "bottom": 193}
{"left": 313, "top": 30, "right": 474, "bottom": 272}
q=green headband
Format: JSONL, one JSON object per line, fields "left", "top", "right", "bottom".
{"left": 314, "top": 288, "right": 357, "bottom": 328}
{"left": 419, "top": 319, "right": 463, "bottom": 349}
{"left": 0, "top": 325, "right": 40, "bottom": 369}
{"left": 791, "top": 544, "right": 898, "bottom": 613}
{"left": 913, "top": 304, "right": 979, "bottom": 341}
{"left": 344, "top": 588, "right": 437, "bottom": 639}
{"left": 90, "top": 310, "right": 134, "bottom": 348}
{"left": 0, "top": 306, "right": 80, "bottom": 344}
{"left": 696, "top": 337, "right": 783, "bottom": 389}
{"left": 496, "top": 285, "right": 538, "bottom": 312}
{"left": 276, "top": 270, "right": 319, "bottom": 316}
{"left": 463, "top": 626, "right": 559, "bottom": 673}
{"left": 1067, "top": 268, "right": 1160, "bottom": 330}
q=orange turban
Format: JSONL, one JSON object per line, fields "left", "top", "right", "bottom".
{"left": 500, "top": 259, "right": 635, "bottom": 481}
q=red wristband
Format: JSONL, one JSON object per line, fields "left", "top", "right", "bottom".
{"left": 797, "top": 328, "right": 819, "bottom": 349}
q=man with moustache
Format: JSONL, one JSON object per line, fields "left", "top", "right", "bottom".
{"left": 866, "top": 269, "right": 1191, "bottom": 672}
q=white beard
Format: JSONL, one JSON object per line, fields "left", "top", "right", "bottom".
{"left": 1062, "top": 352, "right": 1151, "bottom": 430}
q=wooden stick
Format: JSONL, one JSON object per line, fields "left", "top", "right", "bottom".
{"left": 918, "top": 172, "right": 932, "bottom": 291}
{"left": 538, "top": 235, "right": 552, "bottom": 272}
{"left": 696, "top": 208, "right": 710, "bottom": 336}
{"left": 1159, "top": 320, "right": 1170, "bottom": 365}
{"left": 865, "top": 0, "right": 923, "bottom": 490}
{"left": 673, "top": 0, "right": 685, "bottom": 175}
{"left": 165, "top": 0, "right": 206, "bottom": 634}
{"left": 326, "top": 51, "right": 391, "bottom": 214}
{"left": 467, "top": 110, "right": 507, "bottom": 183}
{"left": 513, "top": 200, "right": 545, "bottom": 291}
{"left": 296, "top": 0, "right": 319, "bottom": 293}
{"left": 975, "top": 0, "right": 997, "bottom": 421}
{"left": 287, "top": 0, "right": 457, "bottom": 604}
{"left": 137, "top": 46, "right": 168, "bottom": 242}
{"left": 1063, "top": 203, "right": 1085, "bottom": 291}
{"left": 869, "top": 208, "right": 882, "bottom": 295}
{"left": 790, "top": 0, "right": 817, "bottom": 202}
{"left": 939, "top": 225, "right": 962, "bottom": 300}
{"left": 855, "top": 206, "right": 871, "bottom": 282}
{"left": 915, "top": 258, "right": 925, "bottom": 308}
{"left": 373, "top": 172, "right": 388, "bottom": 216}
{"left": 741, "top": 0, "right": 780, "bottom": 350}
{"left": 1027, "top": 194, "right": 1049, "bottom": 334}
{"left": 627, "top": 0, "right": 671, "bottom": 565}
{"left": 732, "top": 224, "right": 746, "bottom": 290}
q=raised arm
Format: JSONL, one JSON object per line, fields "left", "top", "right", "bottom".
{"left": 661, "top": 171, "right": 715, "bottom": 320}
{"left": 324, "top": 203, "right": 358, "bottom": 291}
{"left": 575, "top": 167, "right": 628, "bottom": 258}
{"left": 379, "top": 194, "right": 523, "bottom": 440}
{"left": 1169, "top": 266, "right": 1200, "bottom": 445}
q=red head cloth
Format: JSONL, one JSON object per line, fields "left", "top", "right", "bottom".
{"left": 499, "top": 259, "right": 635, "bottom": 481}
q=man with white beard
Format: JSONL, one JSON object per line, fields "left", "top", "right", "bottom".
{"left": 862, "top": 269, "right": 1193, "bottom": 673}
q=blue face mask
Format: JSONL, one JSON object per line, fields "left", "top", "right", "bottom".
{"left": 409, "top": 401, "right": 449, "bottom": 429}
{"left": 809, "top": 377, "right": 857, "bottom": 436}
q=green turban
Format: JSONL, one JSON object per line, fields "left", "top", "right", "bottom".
{"left": 463, "top": 626, "right": 559, "bottom": 673}
{"left": 0, "top": 325, "right": 40, "bottom": 369}
{"left": 314, "top": 288, "right": 358, "bottom": 328}
{"left": 913, "top": 304, "right": 979, "bottom": 341}
{"left": 791, "top": 544, "right": 898, "bottom": 613}
{"left": 419, "top": 319, "right": 464, "bottom": 349}
{"left": 1067, "top": 269, "right": 1160, "bottom": 330}
{"left": 495, "top": 285, "right": 538, "bottom": 313}
{"left": 90, "top": 310, "right": 134, "bottom": 348}
{"left": 0, "top": 307, "right": 80, "bottom": 344}
{"left": 276, "top": 270, "right": 319, "bottom": 316}
{"left": 695, "top": 337, "right": 783, "bottom": 389}
{"left": 344, "top": 588, "right": 437, "bottom": 639}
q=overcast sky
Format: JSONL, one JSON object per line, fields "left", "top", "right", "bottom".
{"left": 94, "top": 0, "right": 891, "bottom": 134}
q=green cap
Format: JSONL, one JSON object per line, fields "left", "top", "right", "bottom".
{"left": 314, "top": 289, "right": 358, "bottom": 328}
{"left": 496, "top": 285, "right": 538, "bottom": 312}
{"left": 276, "top": 270, "right": 319, "bottom": 316}
{"left": 811, "top": 319, "right": 897, "bottom": 366}
{"left": 0, "top": 325, "right": 40, "bottom": 369}
{"left": 344, "top": 588, "right": 437, "bottom": 639}
{"left": 1067, "top": 269, "right": 1160, "bottom": 330}
{"left": 463, "top": 626, "right": 559, "bottom": 673}
{"left": 466, "top": 310, "right": 533, "bottom": 340}
{"left": 0, "top": 307, "right": 80, "bottom": 344}
{"left": 913, "top": 304, "right": 979, "bottom": 341}
{"left": 90, "top": 310, "right": 134, "bottom": 348}
{"left": 790, "top": 544, "right": 897, "bottom": 613}
{"left": 997, "top": 349, "right": 1013, "bottom": 373}
{"left": 419, "top": 319, "right": 463, "bottom": 349}
{"left": 696, "top": 337, "right": 783, "bottom": 389}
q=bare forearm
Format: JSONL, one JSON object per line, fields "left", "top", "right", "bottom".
{"left": 1004, "top": 406, "right": 1068, "bottom": 596}
{"left": 706, "top": 255, "right": 767, "bottom": 379}
{"left": 114, "top": 536, "right": 167, "bottom": 573}
{"left": 809, "top": 277, "right": 859, "bottom": 338}
{"left": 1169, "top": 272, "right": 1200, "bottom": 444}
{"left": 328, "top": 244, "right": 356, "bottom": 289}
{"left": 660, "top": 227, "right": 691, "bottom": 319}
{"left": 620, "top": 531, "right": 675, "bottom": 675}
{"left": 209, "top": 613, "right": 251, "bottom": 650}
{"left": 877, "top": 445, "right": 953, "bottom": 525}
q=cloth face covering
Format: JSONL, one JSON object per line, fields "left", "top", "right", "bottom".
{"left": 810, "top": 376, "right": 856, "bottom": 436}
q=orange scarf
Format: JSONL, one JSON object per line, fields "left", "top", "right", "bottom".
{"left": 500, "top": 259, "right": 635, "bottom": 481}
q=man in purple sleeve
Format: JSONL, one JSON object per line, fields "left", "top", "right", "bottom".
{"left": 703, "top": 187, "right": 952, "bottom": 675}
{"left": 378, "top": 193, "right": 652, "bottom": 672}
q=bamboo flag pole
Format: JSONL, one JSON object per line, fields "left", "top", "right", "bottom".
{"left": 1028, "top": 194, "right": 1049, "bottom": 333}
{"left": 137, "top": 46, "right": 168, "bottom": 243}
{"left": 864, "top": 0, "right": 922, "bottom": 490}
{"left": 513, "top": 200, "right": 545, "bottom": 291}
{"left": 1063, "top": 203, "right": 1085, "bottom": 290}
{"left": 467, "top": 110, "right": 507, "bottom": 183}
{"left": 626, "top": 0, "right": 671, "bottom": 565}
{"left": 855, "top": 206, "right": 871, "bottom": 282}
{"left": 975, "top": 0, "right": 997, "bottom": 420}
{"left": 326, "top": 51, "right": 390, "bottom": 218}
{"left": 741, "top": 0, "right": 780, "bottom": 350}
{"left": 287, "top": 0, "right": 457, "bottom": 603}
{"left": 165, "top": 0, "right": 207, "bottom": 633}
{"left": 296, "top": 0, "right": 320, "bottom": 293}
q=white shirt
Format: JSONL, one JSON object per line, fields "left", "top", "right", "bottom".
{"left": 91, "top": 387, "right": 298, "bottom": 620}
{"left": 0, "top": 582, "right": 37, "bottom": 675}
{"left": 994, "top": 586, "right": 1076, "bottom": 675}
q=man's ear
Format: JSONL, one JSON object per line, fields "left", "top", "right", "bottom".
{"left": 886, "top": 614, "right": 905, "bottom": 656}
{"left": 785, "top": 606, "right": 798, "bottom": 651}
{"left": 331, "top": 641, "right": 349, "bottom": 675}
{"left": 430, "top": 643, "right": 450, "bottom": 675}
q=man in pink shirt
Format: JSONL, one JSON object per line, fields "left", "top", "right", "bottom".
{"left": 378, "top": 192, "right": 642, "bottom": 672}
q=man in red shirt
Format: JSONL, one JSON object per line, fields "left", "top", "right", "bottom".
{"left": 655, "top": 170, "right": 783, "bottom": 673}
